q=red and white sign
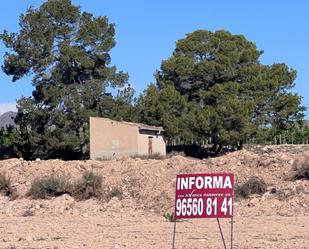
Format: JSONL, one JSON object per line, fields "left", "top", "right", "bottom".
{"left": 174, "top": 173, "right": 234, "bottom": 219}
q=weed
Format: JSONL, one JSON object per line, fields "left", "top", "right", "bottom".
{"left": 163, "top": 212, "right": 176, "bottom": 222}
{"left": 107, "top": 186, "right": 123, "bottom": 200}
{"left": 0, "top": 172, "right": 13, "bottom": 196}
{"left": 291, "top": 162, "right": 309, "bottom": 181}
{"left": 73, "top": 171, "right": 103, "bottom": 200}
{"left": 235, "top": 176, "right": 267, "bottom": 198}
{"left": 28, "top": 175, "right": 70, "bottom": 199}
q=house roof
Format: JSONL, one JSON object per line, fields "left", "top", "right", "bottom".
{"left": 90, "top": 117, "right": 164, "bottom": 132}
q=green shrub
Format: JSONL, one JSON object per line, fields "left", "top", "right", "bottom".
{"left": 235, "top": 176, "right": 267, "bottom": 198}
{"left": 73, "top": 171, "right": 103, "bottom": 200}
{"left": 29, "top": 175, "right": 70, "bottom": 199}
{"left": 163, "top": 212, "right": 176, "bottom": 222}
{"left": 0, "top": 172, "right": 13, "bottom": 196}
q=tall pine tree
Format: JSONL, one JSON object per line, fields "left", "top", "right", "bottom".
{"left": 1, "top": 0, "right": 130, "bottom": 159}
{"left": 138, "top": 30, "right": 305, "bottom": 151}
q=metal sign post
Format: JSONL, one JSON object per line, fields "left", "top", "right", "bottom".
{"left": 231, "top": 215, "right": 234, "bottom": 249}
{"left": 172, "top": 173, "right": 235, "bottom": 249}
{"left": 217, "top": 218, "right": 227, "bottom": 249}
{"left": 172, "top": 220, "right": 176, "bottom": 249}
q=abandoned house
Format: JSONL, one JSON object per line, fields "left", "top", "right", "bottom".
{"left": 89, "top": 117, "right": 166, "bottom": 159}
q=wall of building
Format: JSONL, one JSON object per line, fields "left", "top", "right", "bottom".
{"left": 137, "top": 132, "right": 166, "bottom": 157}
{"left": 90, "top": 117, "right": 138, "bottom": 159}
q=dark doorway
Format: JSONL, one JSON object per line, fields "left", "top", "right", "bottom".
{"left": 148, "top": 136, "right": 153, "bottom": 156}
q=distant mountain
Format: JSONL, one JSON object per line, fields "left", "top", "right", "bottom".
{"left": 0, "top": 111, "right": 17, "bottom": 128}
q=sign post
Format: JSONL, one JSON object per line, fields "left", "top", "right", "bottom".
{"left": 173, "top": 173, "right": 234, "bottom": 249}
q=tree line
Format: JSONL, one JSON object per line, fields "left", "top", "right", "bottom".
{"left": 0, "top": 0, "right": 308, "bottom": 160}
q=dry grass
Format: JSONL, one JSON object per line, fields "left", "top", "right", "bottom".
{"left": 291, "top": 161, "right": 309, "bottom": 181}
{"left": 28, "top": 174, "right": 71, "bottom": 199}
{"left": 107, "top": 186, "right": 123, "bottom": 200}
{"left": 236, "top": 176, "right": 267, "bottom": 198}
{"left": 28, "top": 171, "right": 104, "bottom": 201}
{"left": 72, "top": 171, "right": 103, "bottom": 200}
{"left": 0, "top": 172, "right": 14, "bottom": 197}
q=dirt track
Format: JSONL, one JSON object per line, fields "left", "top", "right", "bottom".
{"left": 0, "top": 145, "right": 308, "bottom": 248}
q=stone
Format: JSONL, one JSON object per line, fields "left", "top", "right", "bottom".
{"left": 2, "top": 237, "right": 11, "bottom": 242}
{"left": 248, "top": 197, "right": 259, "bottom": 207}
{"left": 261, "top": 147, "right": 268, "bottom": 152}
{"left": 26, "top": 236, "right": 33, "bottom": 242}
{"left": 261, "top": 192, "right": 271, "bottom": 201}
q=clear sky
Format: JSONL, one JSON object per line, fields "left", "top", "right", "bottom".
{"left": 0, "top": 0, "right": 308, "bottom": 118}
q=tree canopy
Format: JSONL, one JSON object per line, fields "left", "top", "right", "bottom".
{"left": 0, "top": 0, "right": 131, "bottom": 159}
{"left": 137, "top": 30, "right": 305, "bottom": 151}
{"left": 0, "top": 1, "right": 307, "bottom": 159}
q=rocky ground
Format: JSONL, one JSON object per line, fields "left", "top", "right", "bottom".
{"left": 0, "top": 145, "right": 308, "bottom": 248}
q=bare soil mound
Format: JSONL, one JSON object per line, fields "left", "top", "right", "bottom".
{"left": 0, "top": 145, "right": 308, "bottom": 218}
{"left": 0, "top": 145, "right": 308, "bottom": 248}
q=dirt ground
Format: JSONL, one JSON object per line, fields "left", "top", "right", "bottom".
{"left": 0, "top": 145, "right": 308, "bottom": 248}
{"left": 0, "top": 213, "right": 308, "bottom": 249}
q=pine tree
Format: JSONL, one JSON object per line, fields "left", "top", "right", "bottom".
{"left": 138, "top": 30, "right": 305, "bottom": 151}
{"left": 1, "top": 0, "right": 130, "bottom": 159}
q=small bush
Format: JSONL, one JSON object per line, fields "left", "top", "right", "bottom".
{"left": 29, "top": 175, "right": 70, "bottom": 199}
{"left": 292, "top": 163, "right": 309, "bottom": 181}
{"left": 107, "top": 187, "right": 123, "bottom": 200}
{"left": 0, "top": 172, "right": 13, "bottom": 196}
{"left": 235, "top": 176, "right": 267, "bottom": 198}
{"left": 163, "top": 212, "right": 176, "bottom": 222}
{"left": 73, "top": 171, "right": 103, "bottom": 200}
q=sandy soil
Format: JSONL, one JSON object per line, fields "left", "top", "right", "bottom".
{"left": 0, "top": 213, "right": 308, "bottom": 249}
{"left": 0, "top": 145, "right": 308, "bottom": 248}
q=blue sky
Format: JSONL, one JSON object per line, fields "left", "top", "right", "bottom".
{"left": 0, "top": 0, "right": 308, "bottom": 118}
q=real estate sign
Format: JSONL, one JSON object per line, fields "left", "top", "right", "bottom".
{"left": 174, "top": 173, "right": 234, "bottom": 219}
